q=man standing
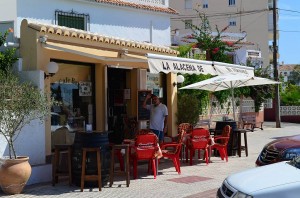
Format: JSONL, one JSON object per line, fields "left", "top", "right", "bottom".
{"left": 143, "top": 93, "right": 168, "bottom": 145}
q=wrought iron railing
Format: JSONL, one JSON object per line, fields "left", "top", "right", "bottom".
{"left": 55, "top": 10, "right": 90, "bottom": 31}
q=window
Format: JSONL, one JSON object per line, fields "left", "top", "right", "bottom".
{"left": 229, "top": 18, "right": 236, "bottom": 26}
{"left": 185, "top": 20, "right": 192, "bottom": 29}
{"left": 202, "top": 0, "right": 208, "bottom": 8}
{"left": 185, "top": 0, "right": 192, "bottom": 9}
{"left": 50, "top": 61, "right": 95, "bottom": 132}
{"left": 55, "top": 10, "right": 90, "bottom": 31}
{"left": 229, "top": 0, "right": 235, "bottom": 6}
{"left": 268, "top": 0, "right": 273, "bottom": 9}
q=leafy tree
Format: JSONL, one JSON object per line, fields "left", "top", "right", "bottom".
{"left": 176, "top": 10, "right": 276, "bottom": 114}
{"left": 178, "top": 11, "right": 248, "bottom": 109}
{"left": 288, "top": 65, "right": 300, "bottom": 85}
{"left": 280, "top": 83, "right": 300, "bottom": 106}
{"left": 0, "top": 28, "right": 17, "bottom": 73}
{"left": 182, "top": 11, "right": 245, "bottom": 63}
{"left": 0, "top": 29, "right": 53, "bottom": 159}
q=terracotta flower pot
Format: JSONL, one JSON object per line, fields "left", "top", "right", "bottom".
{"left": 0, "top": 156, "right": 31, "bottom": 195}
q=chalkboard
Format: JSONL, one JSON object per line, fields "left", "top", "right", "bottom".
{"left": 137, "top": 90, "right": 152, "bottom": 121}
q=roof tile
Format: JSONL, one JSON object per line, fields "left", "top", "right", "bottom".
{"left": 94, "top": 0, "right": 178, "bottom": 14}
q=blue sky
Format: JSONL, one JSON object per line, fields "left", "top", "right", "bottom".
{"left": 278, "top": 0, "right": 300, "bottom": 64}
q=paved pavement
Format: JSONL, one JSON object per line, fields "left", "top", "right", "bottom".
{"left": 1, "top": 122, "right": 300, "bottom": 198}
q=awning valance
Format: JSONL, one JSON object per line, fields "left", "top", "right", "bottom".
{"left": 43, "top": 42, "right": 254, "bottom": 77}
{"left": 147, "top": 53, "right": 254, "bottom": 76}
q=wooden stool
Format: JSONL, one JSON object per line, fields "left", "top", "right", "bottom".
{"left": 233, "top": 129, "right": 248, "bottom": 157}
{"left": 81, "top": 147, "right": 102, "bottom": 192}
{"left": 109, "top": 144, "right": 130, "bottom": 187}
{"left": 52, "top": 144, "right": 72, "bottom": 186}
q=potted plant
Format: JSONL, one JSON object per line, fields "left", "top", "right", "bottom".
{"left": 0, "top": 29, "right": 53, "bottom": 194}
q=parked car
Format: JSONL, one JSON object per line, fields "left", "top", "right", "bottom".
{"left": 256, "top": 135, "right": 300, "bottom": 166}
{"left": 217, "top": 156, "right": 300, "bottom": 198}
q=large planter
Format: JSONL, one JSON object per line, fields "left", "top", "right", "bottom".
{"left": 0, "top": 156, "right": 31, "bottom": 195}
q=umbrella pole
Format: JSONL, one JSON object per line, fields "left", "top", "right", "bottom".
{"left": 231, "top": 87, "right": 236, "bottom": 121}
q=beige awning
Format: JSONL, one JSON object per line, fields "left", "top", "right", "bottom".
{"left": 43, "top": 41, "right": 148, "bottom": 63}
{"left": 147, "top": 53, "right": 254, "bottom": 76}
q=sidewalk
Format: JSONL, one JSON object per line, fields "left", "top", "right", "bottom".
{"left": 1, "top": 122, "right": 300, "bottom": 198}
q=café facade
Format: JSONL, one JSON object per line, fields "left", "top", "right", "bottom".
{"left": 17, "top": 19, "right": 254, "bottom": 184}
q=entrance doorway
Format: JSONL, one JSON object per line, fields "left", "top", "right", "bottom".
{"left": 107, "top": 67, "right": 128, "bottom": 144}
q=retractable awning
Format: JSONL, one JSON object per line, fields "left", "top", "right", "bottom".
{"left": 43, "top": 42, "right": 148, "bottom": 63}
{"left": 147, "top": 53, "right": 254, "bottom": 76}
{"left": 42, "top": 42, "right": 254, "bottom": 77}
{"left": 27, "top": 19, "right": 254, "bottom": 77}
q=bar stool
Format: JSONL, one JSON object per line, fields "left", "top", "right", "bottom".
{"left": 109, "top": 144, "right": 130, "bottom": 187}
{"left": 52, "top": 144, "right": 72, "bottom": 186}
{"left": 232, "top": 129, "right": 248, "bottom": 157}
{"left": 81, "top": 147, "right": 102, "bottom": 192}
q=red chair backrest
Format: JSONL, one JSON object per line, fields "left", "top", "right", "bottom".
{"left": 136, "top": 129, "right": 153, "bottom": 136}
{"left": 177, "top": 129, "right": 187, "bottom": 144}
{"left": 190, "top": 128, "right": 209, "bottom": 149}
{"left": 135, "top": 133, "right": 158, "bottom": 159}
{"left": 178, "top": 123, "right": 193, "bottom": 134}
{"left": 220, "top": 125, "right": 231, "bottom": 145}
{"left": 191, "top": 128, "right": 209, "bottom": 139}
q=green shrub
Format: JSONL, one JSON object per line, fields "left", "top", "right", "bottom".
{"left": 176, "top": 94, "right": 201, "bottom": 126}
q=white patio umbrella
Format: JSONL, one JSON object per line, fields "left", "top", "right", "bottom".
{"left": 179, "top": 72, "right": 280, "bottom": 121}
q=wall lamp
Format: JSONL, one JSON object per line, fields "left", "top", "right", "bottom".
{"left": 44, "top": 62, "right": 59, "bottom": 79}
{"left": 173, "top": 74, "right": 185, "bottom": 87}
{"left": 39, "top": 35, "right": 48, "bottom": 43}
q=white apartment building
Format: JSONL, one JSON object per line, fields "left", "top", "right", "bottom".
{"left": 170, "top": 0, "right": 277, "bottom": 68}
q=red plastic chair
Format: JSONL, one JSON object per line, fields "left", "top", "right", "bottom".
{"left": 160, "top": 129, "right": 184, "bottom": 174}
{"left": 186, "top": 128, "right": 210, "bottom": 165}
{"left": 164, "top": 123, "right": 193, "bottom": 144}
{"left": 210, "top": 125, "right": 231, "bottom": 162}
{"left": 163, "top": 123, "right": 193, "bottom": 161}
{"left": 131, "top": 132, "right": 158, "bottom": 179}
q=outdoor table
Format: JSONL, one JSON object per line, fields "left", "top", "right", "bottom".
{"left": 232, "top": 129, "right": 248, "bottom": 157}
{"left": 212, "top": 121, "right": 238, "bottom": 156}
{"left": 72, "top": 130, "right": 111, "bottom": 187}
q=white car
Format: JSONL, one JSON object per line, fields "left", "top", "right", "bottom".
{"left": 217, "top": 157, "right": 300, "bottom": 198}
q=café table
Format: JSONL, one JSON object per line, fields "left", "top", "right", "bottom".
{"left": 231, "top": 128, "right": 248, "bottom": 157}
{"left": 210, "top": 120, "right": 239, "bottom": 156}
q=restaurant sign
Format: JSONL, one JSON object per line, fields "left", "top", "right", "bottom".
{"left": 147, "top": 53, "right": 254, "bottom": 76}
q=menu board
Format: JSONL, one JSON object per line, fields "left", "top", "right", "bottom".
{"left": 137, "top": 90, "right": 152, "bottom": 121}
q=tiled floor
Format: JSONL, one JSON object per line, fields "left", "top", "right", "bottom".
{"left": 1, "top": 122, "right": 300, "bottom": 198}
{"left": 167, "top": 176, "right": 213, "bottom": 184}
